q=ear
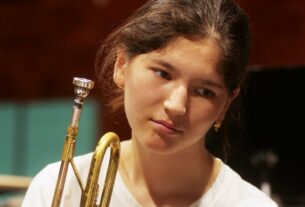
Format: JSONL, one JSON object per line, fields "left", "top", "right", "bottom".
{"left": 217, "top": 87, "right": 240, "bottom": 122}
{"left": 113, "top": 49, "right": 128, "bottom": 88}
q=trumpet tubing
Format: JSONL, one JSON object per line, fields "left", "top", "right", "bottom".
{"left": 51, "top": 77, "right": 120, "bottom": 207}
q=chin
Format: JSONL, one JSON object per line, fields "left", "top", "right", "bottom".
{"left": 141, "top": 136, "right": 180, "bottom": 155}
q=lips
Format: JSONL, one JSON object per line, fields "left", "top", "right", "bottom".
{"left": 151, "top": 119, "right": 183, "bottom": 134}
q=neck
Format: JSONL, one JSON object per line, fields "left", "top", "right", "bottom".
{"left": 119, "top": 137, "right": 218, "bottom": 199}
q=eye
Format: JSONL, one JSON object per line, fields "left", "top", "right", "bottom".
{"left": 154, "top": 69, "right": 172, "bottom": 80}
{"left": 195, "top": 88, "right": 215, "bottom": 98}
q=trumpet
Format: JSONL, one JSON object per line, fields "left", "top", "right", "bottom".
{"left": 51, "top": 77, "right": 120, "bottom": 207}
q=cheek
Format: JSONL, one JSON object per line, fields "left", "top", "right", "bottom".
{"left": 125, "top": 70, "right": 162, "bottom": 107}
{"left": 125, "top": 80, "right": 151, "bottom": 111}
{"left": 188, "top": 100, "right": 223, "bottom": 130}
{"left": 123, "top": 72, "right": 157, "bottom": 126}
{"left": 124, "top": 90, "right": 140, "bottom": 132}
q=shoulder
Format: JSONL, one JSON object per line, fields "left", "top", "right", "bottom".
{"left": 215, "top": 162, "right": 278, "bottom": 207}
{"left": 22, "top": 152, "right": 94, "bottom": 207}
{"left": 35, "top": 152, "right": 94, "bottom": 180}
{"left": 34, "top": 152, "right": 94, "bottom": 184}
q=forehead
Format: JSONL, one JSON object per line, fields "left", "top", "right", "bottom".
{"left": 149, "top": 37, "right": 223, "bottom": 75}
{"left": 161, "top": 36, "right": 222, "bottom": 55}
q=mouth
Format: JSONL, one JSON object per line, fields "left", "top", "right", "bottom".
{"left": 151, "top": 119, "right": 183, "bottom": 134}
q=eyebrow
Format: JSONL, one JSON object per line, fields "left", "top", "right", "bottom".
{"left": 151, "top": 58, "right": 177, "bottom": 71}
{"left": 151, "top": 58, "right": 225, "bottom": 89}
{"left": 200, "top": 79, "right": 224, "bottom": 89}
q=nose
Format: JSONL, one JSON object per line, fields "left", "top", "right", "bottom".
{"left": 163, "top": 85, "right": 187, "bottom": 116}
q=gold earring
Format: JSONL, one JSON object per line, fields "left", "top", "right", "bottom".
{"left": 214, "top": 121, "right": 222, "bottom": 132}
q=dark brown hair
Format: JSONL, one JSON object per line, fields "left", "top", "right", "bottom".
{"left": 95, "top": 0, "right": 250, "bottom": 159}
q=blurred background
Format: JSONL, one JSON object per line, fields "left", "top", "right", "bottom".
{"left": 0, "top": 0, "right": 305, "bottom": 206}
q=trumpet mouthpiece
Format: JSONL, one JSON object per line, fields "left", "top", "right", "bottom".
{"left": 73, "top": 77, "right": 94, "bottom": 107}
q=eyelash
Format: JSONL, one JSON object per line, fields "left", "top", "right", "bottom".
{"left": 154, "top": 69, "right": 172, "bottom": 80}
{"left": 195, "top": 88, "right": 215, "bottom": 98}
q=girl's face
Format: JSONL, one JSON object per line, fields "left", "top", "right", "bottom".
{"left": 114, "top": 37, "right": 239, "bottom": 155}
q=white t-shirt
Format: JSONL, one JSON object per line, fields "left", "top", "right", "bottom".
{"left": 22, "top": 151, "right": 278, "bottom": 207}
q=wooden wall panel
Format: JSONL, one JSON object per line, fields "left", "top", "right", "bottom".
{"left": 1, "top": 0, "right": 305, "bottom": 100}
{"left": 237, "top": 0, "right": 305, "bottom": 67}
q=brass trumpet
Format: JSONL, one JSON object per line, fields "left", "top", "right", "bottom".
{"left": 51, "top": 77, "right": 120, "bottom": 207}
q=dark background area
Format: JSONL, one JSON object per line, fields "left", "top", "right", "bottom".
{"left": 230, "top": 66, "right": 305, "bottom": 205}
{"left": 1, "top": 0, "right": 305, "bottom": 206}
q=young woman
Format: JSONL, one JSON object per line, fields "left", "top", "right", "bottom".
{"left": 22, "top": 0, "right": 278, "bottom": 206}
